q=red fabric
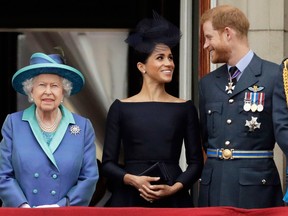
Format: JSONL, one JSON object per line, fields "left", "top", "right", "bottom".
{"left": 0, "top": 206, "right": 287, "bottom": 216}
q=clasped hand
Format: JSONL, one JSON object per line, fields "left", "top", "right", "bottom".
{"left": 137, "top": 176, "right": 174, "bottom": 203}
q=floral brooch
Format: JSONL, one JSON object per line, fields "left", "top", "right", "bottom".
{"left": 70, "top": 125, "right": 81, "bottom": 135}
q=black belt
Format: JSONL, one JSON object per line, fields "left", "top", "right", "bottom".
{"left": 207, "top": 148, "right": 273, "bottom": 160}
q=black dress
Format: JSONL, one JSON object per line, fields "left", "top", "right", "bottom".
{"left": 102, "top": 99, "right": 203, "bottom": 207}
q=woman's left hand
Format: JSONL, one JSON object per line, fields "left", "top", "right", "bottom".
{"left": 139, "top": 182, "right": 183, "bottom": 203}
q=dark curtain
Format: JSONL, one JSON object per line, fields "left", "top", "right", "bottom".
{"left": 0, "top": 32, "right": 18, "bottom": 139}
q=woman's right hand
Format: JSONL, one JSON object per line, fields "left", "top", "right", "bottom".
{"left": 123, "top": 173, "right": 160, "bottom": 189}
{"left": 124, "top": 174, "right": 162, "bottom": 202}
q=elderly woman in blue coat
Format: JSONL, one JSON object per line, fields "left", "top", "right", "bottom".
{"left": 0, "top": 52, "right": 99, "bottom": 207}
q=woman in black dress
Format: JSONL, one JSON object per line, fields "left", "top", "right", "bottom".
{"left": 102, "top": 12, "right": 203, "bottom": 207}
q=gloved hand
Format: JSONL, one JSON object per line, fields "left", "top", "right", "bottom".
{"left": 19, "top": 203, "right": 31, "bottom": 208}
{"left": 34, "top": 204, "right": 60, "bottom": 208}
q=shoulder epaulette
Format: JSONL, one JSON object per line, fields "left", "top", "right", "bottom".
{"left": 283, "top": 58, "right": 288, "bottom": 105}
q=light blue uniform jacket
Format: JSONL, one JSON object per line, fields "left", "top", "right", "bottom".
{"left": 0, "top": 104, "right": 98, "bottom": 207}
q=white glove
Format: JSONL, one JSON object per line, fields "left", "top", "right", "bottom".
{"left": 19, "top": 203, "right": 31, "bottom": 208}
{"left": 35, "top": 204, "right": 60, "bottom": 208}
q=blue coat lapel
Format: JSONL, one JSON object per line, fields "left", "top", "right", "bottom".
{"left": 231, "top": 55, "right": 262, "bottom": 97}
{"left": 49, "top": 105, "right": 75, "bottom": 153}
{"left": 214, "top": 66, "right": 229, "bottom": 94}
{"left": 22, "top": 104, "right": 75, "bottom": 170}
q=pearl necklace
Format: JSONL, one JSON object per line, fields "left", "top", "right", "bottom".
{"left": 36, "top": 108, "right": 62, "bottom": 132}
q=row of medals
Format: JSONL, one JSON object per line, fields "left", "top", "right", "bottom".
{"left": 243, "top": 91, "right": 264, "bottom": 112}
{"left": 226, "top": 79, "right": 263, "bottom": 131}
{"left": 226, "top": 78, "right": 265, "bottom": 112}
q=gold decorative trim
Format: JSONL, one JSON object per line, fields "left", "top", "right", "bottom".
{"left": 283, "top": 58, "right": 288, "bottom": 106}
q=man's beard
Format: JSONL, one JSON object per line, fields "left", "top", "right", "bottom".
{"left": 210, "top": 46, "right": 230, "bottom": 64}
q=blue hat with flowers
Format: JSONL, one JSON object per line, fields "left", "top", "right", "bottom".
{"left": 12, "top": 52, "right": 85, "bottom": 95}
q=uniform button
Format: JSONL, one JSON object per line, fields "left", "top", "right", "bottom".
{"left": 34, "top": 173, "right": 39, "bottom": 178}
{"left": 225, "top": 141, "right": 230, "bottom": 146}
{"left": 229, "top": 99, "right": 234, "bottom": 104}
{"left": 51, "top": 190, "right": 56, "bottom": 195}
{"left": 33, "top": 189, "right": 38, "bottom": 194}
{"left": 208, "top": 110, "right": 212, "bottom": 114}
{"left": 227, "top": 119, "right": 232, "bottom": 124}
{"left": 199, "top": 178, "right": 202, "bottom": 182}
{"left": 52, "top": 174, "right": 58, "bottom": 179}
{"left": 262, "top": 179, "right": 266, "bottom": 184}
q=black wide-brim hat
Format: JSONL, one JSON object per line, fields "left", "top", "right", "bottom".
{"left": 12, "top": 52, "right": 85, "bottom": 95}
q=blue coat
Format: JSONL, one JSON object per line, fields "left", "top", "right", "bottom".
{"left": 198, "top": 54, "right": 284, "bottom": 208}
{"left": 0, "top": 104, "right": 98, "bottom": 207}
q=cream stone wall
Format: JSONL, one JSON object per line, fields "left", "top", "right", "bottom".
{"left": 216, "top": 0, "right": 287, "bottom": 193}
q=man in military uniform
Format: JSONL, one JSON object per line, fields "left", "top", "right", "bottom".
{"left": 198, "top": 5, "right": 284, "bottom": 208}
